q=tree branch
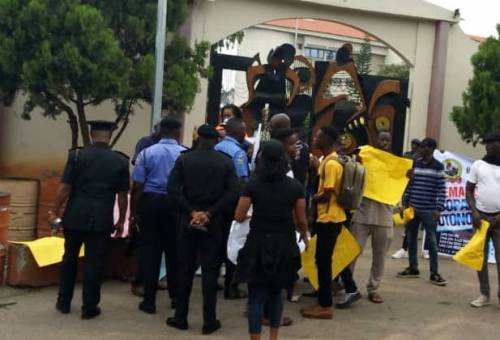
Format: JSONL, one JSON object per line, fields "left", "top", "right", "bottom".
{"left": 44, "top": 92, "right": 79, "bottom": 148}
{"left": 76, "top": 92, "right": 91, "bottom": 146}
{"left": 111, "top": 98, "right": 134, "bottom": 147}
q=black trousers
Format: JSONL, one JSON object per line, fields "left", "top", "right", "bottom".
{"left": 58, "top": 229, "right": 109, "bottom": 312}
{"left": 138, "top": 193, "right": 179, "bottom": 307}
{"left": 175, "top": 216, "right": 222, "bottom": 324}
{"left": 315, "top": 222, "right": 342, "bottom": 307}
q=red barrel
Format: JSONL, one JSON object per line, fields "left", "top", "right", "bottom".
{"left": 0, "top": 192, "right": 10, "bottom": 244}
{"left": 37, "top": 176, "right": 61, "bottom": 238}
{"left": 0, "top": 243, "right": 6, "bottom": 285}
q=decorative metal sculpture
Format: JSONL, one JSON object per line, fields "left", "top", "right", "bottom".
{"left": 239, "top": 43, "right": 404, "bottom": 153}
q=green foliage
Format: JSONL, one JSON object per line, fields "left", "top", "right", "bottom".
{"left": 451, "top": 25, "right": 500, "bottom": 146}
{"left": 0, "top": 0, "right": 130, "bottom": 146}
{"left": 213, "top": 31, "right": 245, "bottom": 52}
{"left": 378, "top": 63, "right": 410, "bottom": 79}
{"left": 355, "top": 35, "right": 372, "bottom": 75}
{"left": 0, "top": 0, "right": 211, "bottom": 147}
{"left": 88, "top": 0, "right": 211, "bottom": 132}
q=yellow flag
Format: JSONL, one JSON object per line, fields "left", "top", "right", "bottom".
{"left": 393, "top": 207, "right": 415, "bottom": 226}
{"left": 12, "top": 237, "right": 85, "bottom": 267}
{"left": 453, "top": 221, "right": 490, "bottom": 271}
{"left": 301, "top": 226, "right": 361, "bottom": 290}
{"left": 360, "top": 146, "right": 413, "bottom": 206}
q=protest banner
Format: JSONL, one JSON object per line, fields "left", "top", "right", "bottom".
{"left": 433, "top": 150, "right": 495, "bottom": 263}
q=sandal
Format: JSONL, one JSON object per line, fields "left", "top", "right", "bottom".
{"left": 368, "top": 292, "right": 384, "bottom": 304}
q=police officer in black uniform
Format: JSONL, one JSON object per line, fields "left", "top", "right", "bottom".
{"left": 166, "top": 124, "right": 237, "bottom": 335}
{"left": 50, "top": 120, "right": 130, "bottom": 319}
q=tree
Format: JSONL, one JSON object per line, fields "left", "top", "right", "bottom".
{"left": 451, "top": 25, "right": 500, "bottom": 145}
{"left": 0, "top": 0, "right": 211, "bottom": 148}
{"left": 0, "top": 0, "right": 130, "bottom": 147}
{"left": 378, "top": 64, "right": 410, "bottom": 79}
{"left": 88, "top": 0, "right": 211, "bottom": 145}
{"left": 355, "top": 35, "right": 372, "bottom": 75}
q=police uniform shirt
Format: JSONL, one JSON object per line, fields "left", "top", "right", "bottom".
{"left": 215, "top": 136, "right": 249, "bottom": 179}
{"left": 62, "top": 142, "right": 130, "bottom": 232}
{"left": 132, "top": 138, "right": 186, "bottom": 194}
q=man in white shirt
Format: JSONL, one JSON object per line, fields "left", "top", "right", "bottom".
{"left": 466, "top": 132, "right": 500, "bottom": 308}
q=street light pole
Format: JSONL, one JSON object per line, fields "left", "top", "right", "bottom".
{"left": 151, "top": 0, "right": 168, "bottom": 132}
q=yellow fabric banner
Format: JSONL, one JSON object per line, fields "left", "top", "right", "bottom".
{"left": 301, "top": 226, "right": 361, "bottom": 290}
{"left": 360, "top": 146, "right": 413, "bottom": 206}
{"left": 453, "top": 221, "right": 490, "bottom": 271}
{"left": 12, "top": 237, "right": 84, "bottom": 268}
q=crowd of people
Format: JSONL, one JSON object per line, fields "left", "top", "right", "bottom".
{"left": 47, "top": 106, "right": 500, "bottom": 339}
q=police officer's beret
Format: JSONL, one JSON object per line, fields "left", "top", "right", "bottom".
{"left": 197, "top": 124, "right": 219, "bottom": 139}
{"left": 160, "top": 117, "right": 182, "bottom": 130}
{"left": 482, "top": 132, "right": 500, "bottom": 144}
{"left": 87, "top": 120, "right": 117, "bottom": 131}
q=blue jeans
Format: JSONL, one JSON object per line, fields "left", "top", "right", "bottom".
{"left": 407, "top": 209, "right": 439, "bottom": 274}
{"left": 247, "top": 284, "right": 283, "bottom": 334}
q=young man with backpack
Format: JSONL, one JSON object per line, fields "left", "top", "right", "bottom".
{"left": 301, "top": 126, "right": 361, "bottom": 320}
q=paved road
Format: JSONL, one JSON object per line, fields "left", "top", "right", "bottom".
{"left": 1, "top": 228, "right": 499, "bottom": 340}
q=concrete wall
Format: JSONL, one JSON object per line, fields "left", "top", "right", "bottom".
{"left": 403, "top": 22, "right": 436, "bottom": 150}
{"left": 0, "top": 98, "right": 151, "bottom": 179}
{"left": 439, "top": 25, "right": 482, "bottom": 159}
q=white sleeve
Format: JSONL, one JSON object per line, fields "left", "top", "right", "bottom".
{"left": 468, "top": 160, "right": 480, "bottom": 184}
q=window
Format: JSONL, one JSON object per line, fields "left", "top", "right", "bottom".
{"left": 304, "top": 47, "right": 336, "bottom": 61}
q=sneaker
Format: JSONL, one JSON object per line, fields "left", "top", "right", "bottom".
{"left": 470, "top": 295, "right": 490, "bottom": 308}
{"left": 392, "top": 248, "right": 408, "bottom": 259}
{"left": 287, "top": 294, "right": 301, "bottom": 303}
{"left": 430, "top": 273, "right": 447, "bottom": 286}
{"left": 397, "top": 267, "right": 420, "bottom": 278}
{"left": 422, "top": 250, "right": 430, "bottom": 259}
{"left": 336, "top": 291, "right": 362, "bottom": 309}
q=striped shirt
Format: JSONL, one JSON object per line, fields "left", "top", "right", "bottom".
{"left": 403, "top": 158, "right": 446, "bottom": 211}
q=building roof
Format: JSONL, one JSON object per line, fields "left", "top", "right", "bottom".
{"left": 264, "top": 19, "right": 374, "bottom": 40}
{"left": 469, "top": 35, "right": 486, "bottom": 43}
{"left": 295, "top": 0, "right": 458, "bottom": 23}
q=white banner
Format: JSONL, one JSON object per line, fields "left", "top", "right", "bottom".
{"left": 433, "top": 150, "right": 495, "bottom": 263}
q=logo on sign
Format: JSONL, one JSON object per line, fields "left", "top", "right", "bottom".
{"left": 443, "top": 159, "right": 462, "bottom": 182}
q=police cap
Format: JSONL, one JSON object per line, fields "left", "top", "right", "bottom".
{"left": 197, "top": 124, "right": 219, "bottom": 139}
{"left": 482, "top": 132, "right": 500, "bottom": 144}
{"left": 160, "top": 116, "right": 182, "bottom": 130}
{"left": 87, "top": 120, "right": 117, "bottom": 131}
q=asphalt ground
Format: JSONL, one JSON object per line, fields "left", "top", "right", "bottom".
{"left": 1, "top": 227, "right": 499, "bottom": 340}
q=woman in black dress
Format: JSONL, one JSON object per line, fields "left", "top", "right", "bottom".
{"left": 234, "top": 140, "right": 309, "bottom": 340}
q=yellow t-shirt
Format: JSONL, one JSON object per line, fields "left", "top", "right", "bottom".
{"left": 316, "top": 152, "right": 347, "bottom": 223}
